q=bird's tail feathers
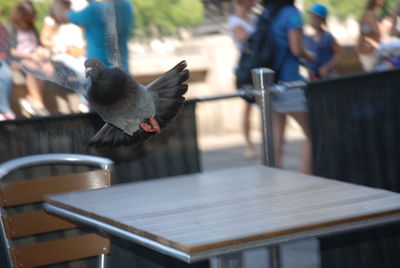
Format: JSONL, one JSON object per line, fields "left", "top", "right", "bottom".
{"left": 147, "top": 61, "right": 189, "bottom": 129}
{"left": 147, "top": 61, "right": 189, "bottom": 92}
{"left": 89, "top": 123, "right": 154, "bottom": 148}
{"left": 156, "top": 84, "right": 188, "bottom": 98}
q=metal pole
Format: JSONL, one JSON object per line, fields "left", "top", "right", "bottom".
{"left": 251, "top": 68, "right": 275, "bottom": 167}
{"left": 252, "top": 68, "right": 281, "bottom": 268}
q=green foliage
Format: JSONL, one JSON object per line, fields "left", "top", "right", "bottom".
{"left": 0, "top": 0, "right": 204, "bottom": 38}
{"left": 304, "top": 0, "right": 399, "bottom": 20}
{"left": 33, "top": 0, "right": 52, "bottom": 31}
{"left": 132, "top": 0, "right": 205, "bottom": 37}
{"left": 0, "top": 0, "right": 51, "bottom": 31}
{"left": 0, "top": 0, "right": 17, "bottom": 24}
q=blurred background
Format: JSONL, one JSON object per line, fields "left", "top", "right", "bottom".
{"left": 1, "top": 0, "right": 399, "bottom": 170}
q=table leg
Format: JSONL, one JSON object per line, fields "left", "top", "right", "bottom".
{"left": 269, "top": 245, "right": 281, "bottom": 268}
{"left": 98, "top": 253, "right": 107, "bottom": 268}
{"left": 215, "top": 253, "right": 242, "bottom": 268}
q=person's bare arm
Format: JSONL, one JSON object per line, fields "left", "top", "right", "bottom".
{"left": 319, "top": 38, "right": 342, "bottom": 78}
{"left": 363, "top": 36, "right": 380, "bottom": 49}
{"left": 10, "top": 48, "right": 32, "bottom": 60}
{"left": 40, "top": 21, "right": 57, "bottom": 48}
{"left": 288, "top": 28, "right": 315, "bottom": 61}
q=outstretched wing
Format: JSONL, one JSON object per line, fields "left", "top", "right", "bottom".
{"left": 20, "top": 0, "right": 126, "bottom": 96}
{"left": 88, "top": 61, "right": 189, "bottom": 148}
{"left": 22, "top": 61, "right": 90, "bottom": 96}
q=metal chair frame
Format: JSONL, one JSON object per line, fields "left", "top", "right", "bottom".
{"left": 0, "top": 153, "right": 113, "bottom": 268}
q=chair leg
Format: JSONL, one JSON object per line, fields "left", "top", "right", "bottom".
{"left": 98, "top": 253, "right": 107, "bottom": 268}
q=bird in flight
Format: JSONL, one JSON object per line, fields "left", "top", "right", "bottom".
{"left": 17, "top": 1, "right": 190, "bottom": 148}
{"left": 84, "top": 58, "right": 189, "bottom": 148}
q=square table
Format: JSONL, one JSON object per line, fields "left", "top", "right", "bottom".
{"left": 44, "top": 166, "right": 400, "bottom": 263}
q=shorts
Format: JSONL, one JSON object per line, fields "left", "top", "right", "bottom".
{"left": 272, "top": 87, "right": 308, "bottom": 113}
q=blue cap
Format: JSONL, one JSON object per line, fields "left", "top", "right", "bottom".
{"left": 309, "top": 3, "right": 328, "bottom": 19}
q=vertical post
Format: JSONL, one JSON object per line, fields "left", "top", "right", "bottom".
{"left": 0, "top": 213, "right": 13, "bottom": 268}
{"left": 98, "top": 253, "right": 106, "bottom": 268}
{"left": 251, "top": 68, "right": 275, "bottom": 167}
{"left": 252, "top": 68, "right": 281, "bottom": 268}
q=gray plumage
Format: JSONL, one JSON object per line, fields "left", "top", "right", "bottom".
{"left": 84, "top": 58, "right": 189, "bottom": 148}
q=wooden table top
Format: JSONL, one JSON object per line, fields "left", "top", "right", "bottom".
{"left": 45, "top": 166, "right": 400, "bottom": 261}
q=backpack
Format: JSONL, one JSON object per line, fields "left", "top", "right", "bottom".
{"left": 235, "top": 12, "right": 276, "bottom": 86}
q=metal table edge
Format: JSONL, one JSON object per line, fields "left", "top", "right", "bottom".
{"left": 42, "top": 203, "right": 400, "bottom": 263}
{"left": 43, "top": 203, "right": 192, "bottom": 263}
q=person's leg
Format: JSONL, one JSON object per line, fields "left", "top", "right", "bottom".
{"left": 0, "top": 61, "right": 14, "bottom": 116}
{"left": 243, "top": 101, "right": 255, "bottom": 158}
{"left": 272, "top": 110, "right": 286, "bottom": 168}
{"left": 289, "top": 112, "right": 312, "bottom": 174}
{"left": 20, "top": 73, "right": 49, "bottom": 116}
{"left": 25, "top": 73, "right": 45, "bottom": 108}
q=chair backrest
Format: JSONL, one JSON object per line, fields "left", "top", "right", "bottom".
{"left": 0, "top": 154, "right": 113, "bottom": 267}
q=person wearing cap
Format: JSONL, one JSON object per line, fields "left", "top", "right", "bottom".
{"left": 304, "top": 3, "right": 342, "bottom": 80}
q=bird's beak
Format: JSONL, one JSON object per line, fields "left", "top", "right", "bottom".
{"left": 85, "top": 67, "right": 92, "bottom": 77}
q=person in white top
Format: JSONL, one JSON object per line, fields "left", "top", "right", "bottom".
{"left": 40, "top": 0, "right": 86, "bottom": 80}
{"left": 40, "top": 0, "right": 89, "bottom": 113}
{"left": 227, "top": 0, "right": 257, "bottom": 159}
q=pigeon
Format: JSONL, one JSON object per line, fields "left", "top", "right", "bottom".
{"left": 84, "top": 58, "right": 189, "bottom": 148}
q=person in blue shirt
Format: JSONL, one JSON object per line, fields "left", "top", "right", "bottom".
{"left": 52, "top": 0, "right": 134, "bottom": 72}
{"left": 304, "top": 4, "right": 342, "bottom": 80}
{"left": 261, "top": 0, "right": 314, "bottom": 174}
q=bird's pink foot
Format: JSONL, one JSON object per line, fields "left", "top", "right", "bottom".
{"left": 140, "top": 117, "right": 160, "bottom": 133}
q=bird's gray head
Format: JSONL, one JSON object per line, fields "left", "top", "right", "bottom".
{"left": 84, "top": 58, "right": 105, "bottom": 78}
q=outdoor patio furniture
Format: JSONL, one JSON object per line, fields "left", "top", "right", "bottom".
{"left": 44, "top": 165, "right": 400, "bottom": 267}
{"left": 0, "top": 153, "right": 113, "bottom": 267}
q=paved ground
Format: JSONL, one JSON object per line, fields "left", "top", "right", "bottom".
{"left": 199, "top": 135, "right": 303, "bottom": 173}
{"left": 198, "top": 129, "right": 320, "bottom": 268}
{"left": 198, "top": 116, "right": 306, "bottom": 173}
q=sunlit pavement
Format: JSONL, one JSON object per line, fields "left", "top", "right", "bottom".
{"left": 200, "top": 116, "right": 307, "bottom": 172}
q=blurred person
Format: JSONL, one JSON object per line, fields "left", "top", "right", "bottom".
{"left": 40, "top": 0, "right": 89, "bottom": 113}
{"left": 0, "top": 22, "right": 15, "bottom": 120}
{"left": 304, "top": 4, "right": 342, "bottom": 80}
{"left": 8, "top": 0, "right": 50, "bottom": 117}
{"left": 40, "top": 0, "right": 86, "bottom": 79}
{"left": 51, "top": 0, "right": 134, "bottom": 73}
{"left": 227, "top": 0, "right": 257, "bottom": 159}
{"left": 262, "top": 0, "right": 315, "bottom": 173}
{"left": 373, "top": 39, "right": 400, "bottom": 70}
{"left": 356, "top": 0, "right": 386, "bottom": 71}
{"left": 390, "top": 2, "right": 400, "bottom": 37}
